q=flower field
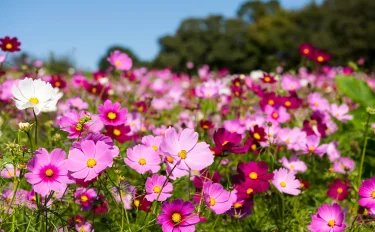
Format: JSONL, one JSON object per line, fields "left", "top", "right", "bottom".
{"left": 1, "top": 36, "right": 375, "bottom": 232}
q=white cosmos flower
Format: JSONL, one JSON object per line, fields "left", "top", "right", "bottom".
{"left": 11, "top": 77, "right": 60, "bottom": 115}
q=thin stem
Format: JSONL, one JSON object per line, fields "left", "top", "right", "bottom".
{"left": 210, "top": 215, "right": 220, "bottom": 232}
{"left": 33, "top": 110, "right": 38, "bottom": 146}
{"left": 358, "top": 113, "right": 371, "bottom": 186}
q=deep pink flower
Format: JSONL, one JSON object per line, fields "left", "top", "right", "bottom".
{"left": 160, "top": 127, "right": 214, "bottom": 172}
{"left": 272, "top": 168, "right": 301, "bottom": 195}
{"left": 308, "top": 203, "right": 346, "bottom": 232}
{"left": 359, "top": 177, "right": 375, "bottom": 209}
{"left": 327, "top": 179, "right": 350, "bottom": 201}
{"left": 193, "top": 169, "right": 221, "bottom": 190}
{"left": 124, "top": 144, "right": 161, "bottom": 174}
{"left": 25, "top": 148, "right": 72, "bottom": 196}
{"left": 145, "top": 174, "right": 173, "bottom": 202}
{"left": 157, "top": 199, "right": 200, "bottom": 232}
{"left": 299, "top": 43, "right": 315, "bottom": 59}
{"left": 74, "top": 187, "right": 97, "bottom": 210}
{"left": 203, "top": 181, "right": 235, "bottom": 214}
{"left": 104, "top": 125, "right": 131, "bottom": 144}
{"left": 107, "top": 50, "right": 132, "bottom": 71}
{"left": 212, "top": 128, "right": 248, "bottom": 155}
{"left": 235, "top": 161, "right": 274, "bottom": 192}
{"left": 67, "top": 140, "right": 116, "bottom": 182}
{"left": 98, "top": 100, "right": 128, "bottom": 126}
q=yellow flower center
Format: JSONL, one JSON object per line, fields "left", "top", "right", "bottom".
{"left": 134, "top": 199, "right": 140, "bottom": 207}
{"left": 115, "top": 60, "right": 121, "bottom": 66}
{"left": 209, "top": 196, "right": 216, "bottom": 206}
{"left": 313, "top": 102, "right": 319, "bottom": 107}
{"left": 272, "top": 112, "right": 279, "bottom": 119}
{"left": 285, "top": 101, "right": 291, "bottom": 107}
{"left": 303, "top": 48, "right": 309, "bottom": 54}
{"left": 55, "top": 81, "right": 61, "bottom": 87}
{"left": 300, "top": 183, "right": 305, "bottom": 188}
{"left": 80, "top": 195, "right": 89, "bottom": 203}
{"left": 166, "top": 156, "right": 174, "bottom": 163}
{"left": 268, "top": 99, "right": 274, "bottom": 105}
{"left": 235, "top": 82, "right": 240, "bottom": 87}
{"left": 202, "top": 125, "right": 209, "bottom": 129}
{"left": 113, "top": 129, "right": 121, "bottom": 136}
{"left": 29, "top": 97, "right": 39, "bottom": 104}
{"left": 337, "top": 188, "right": 343, "bottom": 194}
{"left": 249, "top": 172, "right": 258, "bottom": 180}
{"left": 138, "top": 158, "right": 146, "bottom": 165}
{"left": 152, "top": 145, "right": 158, "bottom": 151}
{"left": 290, "top": 165, "right": 295, "bottom": 169}
{"left": 280, "top": 182, "right": 287, "bottom": 188}
{"left": 171, "top": 213, "right": 182, "bottom": 223}
{"left": 45, "top": 169, "right": 54, "bottom": 177}
{"left": 178, "top": 150, "right": 187, "bottom": 159}
{"left": 222, "top": 140, "right": 229, "bottom": 146}
{"left": 107, "top": 112, "right": 117, "bottom": 120}
{"left": 86, "top": 159, "right": 97, "bottom": 168}
{"left": 246, "top": 188, "right": 254, "bottom": 195}
{"left": 137, "top": 106, "right": 144, "bottom": 112}
{"left": 92, "top": 87, "right": 97, "bottom": 93}
{"left": 234, "top": 202, "right": 243, "bottom": 208}
{"left": 327, "top": 219, "right": 335, "bottom": 227}
{"left": 6, "top": 43, "right": 12, "bottom": 49}
{"left": 308, "top": 146, "right": 315, "bottom": 152}
{"left": 251, "top": 144, "right": 257, "bottom": 151}
{"left": 317, "top": 56, "right": 324, "bottom": 62}
{"left": 76, "top": 124, "right": 83, "bottom": 131}
{"left": 364, "top": 208, "right": 369, "bottom": 216}
{"left": 253, "top": 133, "right": 261, "bottom": 140}
{"left": 371, "top": 191, "right": 375, "bottom": 198}
{"left": 264, "top": 77, "right": 271, "bottom": 82}
{"left": 153, "top": 186, "right": 161, "bottom": 193}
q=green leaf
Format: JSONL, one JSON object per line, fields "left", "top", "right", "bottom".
{"left": 336, "top": 75, "right": 375, "bottom": 107}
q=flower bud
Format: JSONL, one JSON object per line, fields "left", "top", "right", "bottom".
{"left": 19, "top": 122, "right": 32, "bottom": 132}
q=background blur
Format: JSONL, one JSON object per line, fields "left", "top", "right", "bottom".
{"left": 1, "top": 0, "right": 374, "bottom": 73}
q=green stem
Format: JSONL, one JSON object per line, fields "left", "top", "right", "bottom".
{"left": 33, "top": 110, "right": 38, "bottom": 146}
{"left": 210, "top": 215, "right": 220, "bottom": 232}
{"left": 358, "top": 113, "right": 371, "bottom": 186}
{"left": 280, "top": 193, "right": 285, "bottom": 232}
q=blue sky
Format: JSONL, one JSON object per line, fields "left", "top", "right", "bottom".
{"left": 1, "top": 0, "right": 322, "bottom": 71}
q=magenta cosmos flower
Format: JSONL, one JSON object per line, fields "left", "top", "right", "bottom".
{"left": 124, "top": 144, "right": 161, "bottom": 174}
{"left": 236, "top": 161, "right": 274, "bottom": 192}
{"left": 74, "top": 187, "right": 97, "bottom": 210}
{"left": 272, "top": 168, "right": 301, "bottom": 195}
{"left": 145, "top": 174, "right": 173, "bottom": 202}
{"left": 359, "top": 177, "right": 375, "bottom": 209}
{"left": 98, "top": 99, "right": 127, "bottom": 126}
{"left": 25, "top": 148, "right": 72, "bottom": 196}
{"left": 327, "top": 179, "right": 350, "bottom": 201}
{"left": 160, "top": 127, "right": 214, "bottom": 172}
{"left": 157, "top": 199, "right": 200, "bottom": 232}
{"left": 107, "top": 50, "right": 132, "bottom": 71}
{"left": 307, "top": 203, "right": 346, "bottom": 232}
{"left": 203, "top": 181, "right": 235, "bottom": 214}
{"left": 264, "top": 105, "right": 290, "bottom": 124}
{"left": 67, "top": 140, "right": 115, "bottom": 182}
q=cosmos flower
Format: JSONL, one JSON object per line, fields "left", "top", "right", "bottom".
{"left": 200, "top": 120, "right": 214, "bottom": 130}
{"left": 248, "top": 125, "right": 267, "bottom": 142}
{"left": 333, "top": 157, "right": 354, "bottom": 174}
{"left": 66, "top": 97, "right": 89, "bottom": 110}
{"left": 104, "top": 125, "right": 131, "bottom": 144}
{"left": 0, "top": 164, "right": 20, "bottom": 179}
{"left": 75, "top": 222, "right": 92, "bottom": 232}
{"left": 279, "top": 156, "right": 307, "bottom": 174}
{"left": 145, "top": 174, "right": 173, "bottom": 202}
{"left": 48, "top": 75, "right": 66, "bottom": 89}
{"left": 281, "top": 74, "right": 301, "bottom": 91}
{"left": 299, "top": 43, "right": 315, "bottom": 59}
{"left": 307, "top": 93, "right": 329, "bottom": 112}
{"left": 11, "top": 78, "right": 60, "bottom": 115}
{"left": 203, "top": 181, "right": 235, "bottom": 214}
{"left": 67, "top": 140, "right": 115, "bottom": 182}
{"left": 212, "top": 128, "right": 248, "bottom": 155}
{"left": 313, "top": 50, "right": 331, "bottom": 64}
{"left": 272, "top": 168, "right": 301, "bottom": 195}
{"left": 223, "top": 119, "right": 246, "bottom": 135}
{"left": 124, "top": 144, "right": 161, "bottom": 174}
{"left": 302, "top": 135, "right": 328, "bottom": 156}
{"left": 0, "top": 36, "right": 21, "bottom": 52}
{"left": 358, "top": 177, "right": 375, "bottom": 209}
{"left": 327, "top": 179, "right": 350, "bottom": 201}
{"left": 25, "top": 148, "right": 72, "bottom": 196}
{"left": 330, "top": 104, "right": 353, "bottom": 122}
{"left": 98, "top": 100, "right": 128, "bottom": 126}
{"left": 160, "top": 127, "right": 214, "bottom": 172}
{"left": 74, "top": 188, "right": 97, "bottom": 210}
{"left": 235, "top": 161, "right": 274, "bottom": 192}
{"left": 107, "top": 50, "right": 133, "bottom": 71}
{"left": 264, "top": 105, "right": 290, "bottom": 124}
{"left": 157, "top": 199, "right": 200, "bottom": 232}
{"left": 260, "top": 73, "right": 276, "bottom": 84}
{"left": 307, "top": 203, "right": 346, "bottom": 232}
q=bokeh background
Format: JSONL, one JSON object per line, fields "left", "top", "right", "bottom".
{"left": 1, "top": 0, "right": 374, "bottom": 73}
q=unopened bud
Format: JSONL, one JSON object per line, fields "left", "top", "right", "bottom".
{"left": 366, "top": 107, "right": 375, "bottom": 115}
{"left": 19, "top": 122, "right": 32, "bottom": 132}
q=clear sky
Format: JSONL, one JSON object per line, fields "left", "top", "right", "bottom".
{"left": 1, "top": 0, "right": 322, "bottom": 71}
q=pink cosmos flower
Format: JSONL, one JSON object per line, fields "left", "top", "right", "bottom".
{"left": 157, "top": 199, "right": 200, "bottom": 232}
{"left": 307, "top": 203, "right": 346, "bottom": 232}
{"left": 72, "top": 74, "right": 88, "bottom": 88}
{"left": 74, "top": 187, "right": 97, "bottom": 210}
{"left": 107, "top": 50, "right": 132, "bottom": 71}
{"left": 279, "top": 156, "right": 307, "bottom": 174}
{"left": 153, "top": 125, "right": 168, "bottom": 136}
{"left": 281, "top": 74, "right": 301, "bottom": 91}
{"left": 333, "top": 157, "right": 354, "bottom": 174}
{"left": 98, "top": 100, "right": 127, "bottom": 126}
{"left": 326, "top": 142, "right": 341, "bottom": 162}
{"left": 302, "top": 135, "right": 327, "bottom": 156}
{"left": 195, "top": 80, "right": 219, "bottom": 99}
{"left": 66, "top": 97, "right": 88, "bottom": 110}
{"left": 112, "top": 186, "right": 134, "bottom": 210}
{"left": 203, "top": 181, "right": 235, "bottom": 214}
{"left": 160, "top": 127, "right": 214, "bottom": 172}
{"left": 124, "top": 144, "right": 161, "bottom": 174}
{"left": 59, "top": 110, "right": 104, "bottom": 139}
{"left": 0, "top": 79, "right": 18, "bottom": 102}
{"left": 67, "top": 140, "right": 115, "bottom": 182}
{"left": 141, "top": 135, "right": 163, "bottom": 155}
{"left": 330, "top": 104, "right": 353, "bottom": 122}
{"left": 145, "top": 174, "right": 173, "bottom": 202}
{"left": 264, "top": 105, "right": 290, "bottom": 124}
{"left": 0, "top": 164, "right": 20, "bottom": 178}
{"left": 276, "top": 128, "right": 306, "bottom": 151}
{"left": 75, "top": 222, "right": 92, "bottom": 232}
{"left": 25, "top": 148, "right": 72, "bottom": 196}
{"left": 272, "top": 168, "right": 301, "bottom": 195}
{"left": 223, "top": 119, "right": 246, "bottom": 135}
{"left": 358, "top": 177, "right": 375, "bottom": 209}
{"left": 307, "top": 92, "right": 329, "bottom": 111}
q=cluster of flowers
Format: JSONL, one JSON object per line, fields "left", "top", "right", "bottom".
{"left": 0, "top": 36, "right": 374, "bottom": 232}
